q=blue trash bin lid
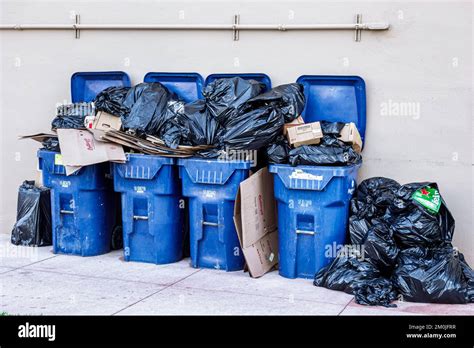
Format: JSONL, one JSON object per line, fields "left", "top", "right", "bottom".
{"left": 71, "top": 71, "right": 131, "bottom": 103}
{"left": 296, "top": 75, "right": 366, "bottom": 143}
{"left": 144, "top": 72, "right": 204, "bottom": 103}
{"left": 205, "top": 73, "right": 272, "bottom": 92}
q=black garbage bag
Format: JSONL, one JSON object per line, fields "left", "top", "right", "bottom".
{"left": 41, "top": 137, "right": 60, "bottom": 152}
{"left": 94, "top": 86, "right": 130, "bottom": 118}
{"left": 173, "top": 99, "right": 221, "bottom": 146}
{"left": 203, "top": 77, "right": 265, "bottom": 126}
{"left": 350, "top": 177, "right": 401, "bottom": 221}
{"left": 221, "top": 104, "right": 284, "bottom": 150}
{"left": 243, "top": 83, "right": 305, "bottom": 123}
{"left": 389, "top": 183, "right": 455, "bottom": 248}
{"left": 314, "top": 247, "right": 380, "bottom": 294}
{"left": 11, "top": 181, "right": 52, "bottom": 247}
{"left": 52, "top": 102, "right": 94, "bottom": 129}
{"left": 314, "top": 246, "right": 397, "bottom": 307}
{"left": 392, "top": 245, "right": 474, "bottom": 304}
{"left": 157, "top": 100, "right": 187, "bottom": 149}
{"left": 289, "top": 144, "right": 361, "bottom": 166}
{"left": 320, "top": 120, "right": 346, "bottom": 136}
{"left": 348, "top": 216, "right": 371, "bottom": 246}
{"left": 265, "top": 135, "right": 290, "bottom": 164}
{"left": 51, "top": 116, "right": 86, "bottom": 130}
{"left": 362, "top": 220, "right": 399, "bottom": 274}
{"left": 122, "top": 82, "right": 177, "bottom": 135}
{"left": 349, "top": 177, "right": 401, "bottom": 245}
{"left": 352, "top": 277, "right": 398, "bottom": 307}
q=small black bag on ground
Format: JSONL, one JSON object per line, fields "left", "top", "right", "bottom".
{"left": 314, "top": 246, "right": 397, "bottom": 307}
{"left": 11, "top": 181, "right": 52, "bottom": 247}
{"left": 392, "top": 245, "right": 474, "bottom": 304}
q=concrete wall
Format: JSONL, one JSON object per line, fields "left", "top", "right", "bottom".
{"left": 1, "top": 0, "right": 472, "bottom": 262}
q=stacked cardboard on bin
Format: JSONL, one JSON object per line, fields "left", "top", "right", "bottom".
{"left": 284, "top": 117, "right": 363, "bottom": 153}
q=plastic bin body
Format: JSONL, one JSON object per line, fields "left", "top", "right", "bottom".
{"left": 178, "top": 158, "right": 251, "bottom": 271}
{"left": 114, "top": 154, "right": 183, "bottom": 264}
{"left": 269, "top": 164, "right": 361, "bottom": 279}
{"left": 38, "top": 150, "right": 114, "bottom": 256}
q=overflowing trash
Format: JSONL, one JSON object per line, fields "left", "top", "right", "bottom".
{"left": 66, "top": 77, "right": 307, "bottom": 160}
{"left": 11, "top": 181, "right": 52, "bottom": 247}
{"left": 266, "top": 119, "right": 363, "bottom": 166}
{"left": 314, "top": 177, "right": 474, "bottom": 306}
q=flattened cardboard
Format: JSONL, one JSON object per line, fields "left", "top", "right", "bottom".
{"left": 234, "top": 167, "right": 279, "bottom": 278}
{"left": 286, "top": 121, "right": 323, "bottom": 147}
{"left": 57, "top": 129, "right": 125, "bottom": 169}
{"left": 19, "top": 133, "right": 57, "bottom": 143}
{"left": 339, "top": 122, "right": 363, "bottom": 153}
{"left": 283, "top": 115, "right": 305, "bottom": 135}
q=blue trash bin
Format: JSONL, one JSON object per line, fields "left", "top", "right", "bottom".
{"left": 113, "top": 154, "right": 184, "bottom": 264}
{"left": 38, "top": 150, "right": 114, "bottom": 256}
{"left": 269, "top": 164, "right": 361, "bottom": 279}
{"left": 178, "top": 158, "right": 251, "bottom": 271}
{"left": 269, "top": 75, "right": 366, "bottom": 279}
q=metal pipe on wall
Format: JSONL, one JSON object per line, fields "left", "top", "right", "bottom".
{"left": 0, "top": 23, "right": 389, "bottom": 31}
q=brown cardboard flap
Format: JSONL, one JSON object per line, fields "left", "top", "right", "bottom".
{"left": 239, "top": 167, "right": 277, "bottom": 248}
{"left": 234, "top": 167, "right": 279, "bottom": 278}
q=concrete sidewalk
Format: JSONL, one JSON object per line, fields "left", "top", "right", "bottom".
{"left": 0, "top": 234, "right": 472, "bottom": 316}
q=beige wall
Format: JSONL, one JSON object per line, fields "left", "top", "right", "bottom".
{"left": 1, "top": 0, "right": 472, "bottom": 262}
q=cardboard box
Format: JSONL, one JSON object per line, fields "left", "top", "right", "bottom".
{"left": 286, "top": 121, "right": 323, "bottom": 147}
{"left": 57, "top": 129, "right": 125, "bottom": 173}
{"left": 89, "top": 111, "right": 122, "bottom": 142}
{"left": 92, "top": 111, "right": 122, "bottom": 132}
{"left": 234, "top": 167, "right": 279, "bottom": 278}
{"left": 283, "top": 115, "right": 305, "bottom": 135}
{"left": 339, "top": 122, "right": 363, "bottom": 153}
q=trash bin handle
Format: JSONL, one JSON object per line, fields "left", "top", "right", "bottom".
{"left": 202, "top": 221, "right": 221, "bottom": 227}
{"left": 133, "top": 215, "right": 149, "bottom": 221}
{"left": 296, "top": 229, "right": 315, "bottom": 236}
{"left": 60, "top": 209, "right": 74, "bottom": 215}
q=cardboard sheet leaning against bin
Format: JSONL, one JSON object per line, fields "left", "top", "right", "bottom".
{"left": 234, "top": 167, "right": 279, "bottom": 278}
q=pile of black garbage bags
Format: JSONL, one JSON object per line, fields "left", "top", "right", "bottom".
{"left": 90, "top": 78, "right": 306, "bottom": 157}
{"left": 92, "top": 78, "right": 361, "bottom": 166}
{"left": 314, "top": 177, "right": 474, "bottom": 307}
